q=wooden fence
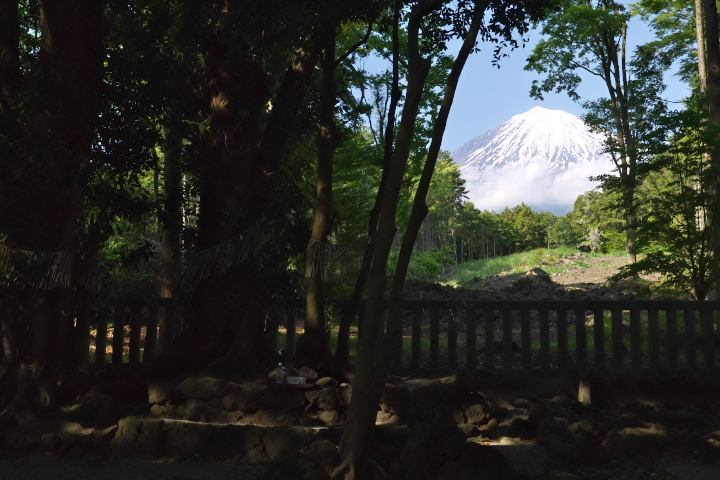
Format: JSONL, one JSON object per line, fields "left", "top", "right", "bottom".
{"left": 86, "top": 298, "right": 184, "bottom": 371}
{"left": 88, "top": 299, "right": 720, "bottom": 376}
{"left": 336, "top": 300, "right": 720, "bottom": 376}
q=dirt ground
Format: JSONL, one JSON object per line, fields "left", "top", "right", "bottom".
{"left": 402, "top": 252, "right": 679, "bottom": 303}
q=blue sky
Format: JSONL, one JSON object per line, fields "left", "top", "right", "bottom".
{"left": 441, "top": 14, "right": 692, "bottom": 152}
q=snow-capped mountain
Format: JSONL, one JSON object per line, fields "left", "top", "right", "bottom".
{"left": 452, "top": 106, "right": 613, "bottom": 215}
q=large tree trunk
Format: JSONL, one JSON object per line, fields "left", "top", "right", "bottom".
{"left": 0, "top": 0, "right": 19, "bottom": 112}
{"left": 700, "top": 0, "right": 720, "bottom": 298}
{"left": 153, "top": 26, "right": 320, "bottom": 377}
{"left": 0, "top": 0, "right": 103, "bottom": 420}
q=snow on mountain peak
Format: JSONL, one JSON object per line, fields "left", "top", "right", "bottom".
{"left": 452, "top": 107, "right": 614, "bottom": 215}
{"left": 452, "top": 106, "right": 608, "bottom": 175}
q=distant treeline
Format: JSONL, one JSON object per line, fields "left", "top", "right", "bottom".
{"left": 333, "top": 153, "right": 623, "bottom": 282}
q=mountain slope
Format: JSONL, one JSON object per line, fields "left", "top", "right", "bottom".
{"left": 453, "top": 106, "right": 608, "bottom": 174}
{"left": 451, "top": 106, "right": 613, "bottom": 215}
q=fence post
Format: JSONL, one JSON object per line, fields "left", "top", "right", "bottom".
{"left": 667, "top": 309, "right": 678, "bottom": 368}
{"left": 648, "top": 308, "right": 660, "bottom": 370}
{"left": 144, "top": 302, "right": 159, "bottom": 364}
{"left": 611, "top": 308, "right": 623, "bottom": 369}
{"left": 76, "top": 304, "right": 91, "bottom": 369}
{"left": 575, "top": 308, "right": 587, "bottom": 370}
{"left": 484, "top": 308, "right": 494, "bottom": 370}
{"left": 448, "top": 308, "right": 457, "bottom": 369}
{"left": 465, "top": 306, "right": 476, "bottom": 370}
{"left": 521, "top": 308, "right": 531, "bottom": 369}
{"left": 630, "top": 309, "right": 642, "bottom": 368}
{"left": 539, "top": 308, "right": 550, "bottom": 369}
{"left": 111, "top": 306, "right": 125, "bottom": 364}
{"left": 557, "top": 308, "right": 568, "bottom": 369}
{"left": 429, "top": 307, "right": 439, "bottom": 369}
{"left": 593, "top": 309, "right": 605, "bottom": 370}
{"left": 411, "top": 308, "right": 422, "bottom": 370}
{"left": 502, "top": 308, "right": 513, "bottom": 369}
{"left": 703, "top": 308, "right": 715, "bottom": 368}
{"left": 128, "top": 305, "right": 142, "bottom": 365}
{"left": 685, "top": 309, "right": 696, "bottom": 368}
{"left": 286, "top": 314, "right": 296, "bottom": 359}
{"left": 393, "top": 309, "right": 404, "bottom": 370}
{"left": 95, "top": 313, "right": 107, "bottom": 365}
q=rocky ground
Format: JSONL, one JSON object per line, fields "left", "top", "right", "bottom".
{"left": 403, "top": 252, "right": 678, "bottom": 303}
{"left": 2, "top": 368, "right": 720, "bottom": 480}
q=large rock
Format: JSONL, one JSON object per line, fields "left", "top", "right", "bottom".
{"left": 318, "top": 410, "right": 341, "bottom": 426}
{"left": 306, "top": 440, "right": 341, "bottom": 473}
{"left": 163, "top": 420, "right": 215, "bottom": 457}
{"left": 294, "top": 366, "right": 318, "bottom": 381}
{"left": 263, "top": 387, "right": 308, "bottom": 412}
{"left": 111, "top": 417, "right": 164, "bottom": 458}
{"left": 305, "top": 387, "right": 339, "bottom": 412}
{"left": 337, "top": 385, "right": 352, "bottom": 408}
{"left": 177, "top": 399, "right": 228, "bottom": 423}
{"left": 408, "top": 375, "right": 467, "bottom": 427}
{"left": 223, "top": 384, "right": 263, "bottom": 412}
{"left": 263, "top": 426, "right": 317, "bottom": 461}
{"left": 381, "top": 385, "right": 410, "bottom": 418}
{"left": 463, "top": 402, "right": 489, "bottom": 425}
{"left": 148, "top": 382, "right": 180, "bottom": 405}
{"left": 177, "top": 377, "right": 225, "bottom": 401}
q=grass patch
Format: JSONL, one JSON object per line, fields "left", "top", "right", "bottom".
{"left": 445, "top": 246, "right": 578, "bottom": 285}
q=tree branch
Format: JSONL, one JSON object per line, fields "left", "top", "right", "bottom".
{"left": 335, "top": 20, "right": 374, "bottom": 67}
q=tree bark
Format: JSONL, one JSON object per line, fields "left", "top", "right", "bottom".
{"left": 0, "top": 0, "right": 103, "bottom": 420}
{"left": 331, "top": 1, "right": 483, "bottom": 477}
{"left": 154, "top": 26, "right": 320, "bottom": 376}
{"left": 0, "top": 0, "right": 19, "bottom": 112}
{"left": 695, "top": 0, "right": 720, "bottom": 298}
{"left": 298, "top": 19, "right": 339, "bottom": 362}
{"left": 160, "top": 116, "right": 184, "bottom": 300}
{"left": 336, "top": 2, "right": 401, "bottom": 365}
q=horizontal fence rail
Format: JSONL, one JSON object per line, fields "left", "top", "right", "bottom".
{"left": 335, "top": 300, "right": 720, "bottom": 375}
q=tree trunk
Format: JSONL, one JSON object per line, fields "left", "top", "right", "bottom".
{"left": 331, "top": 2, "right": 485, "bottom": 476}
{"left": 332, "top": 9, "right": 433, "bottom": 475}
{"left": 160, "top": 115, "right": 183, "bottom": 301}
{"left": 298, "top": 20, "right": 339, "bottom": 362}
{"left": 0, "top": 0, "right": 19, "bottom": 112}
{"left": 700, "top": 0, "right": 720, "bottom": 297}
{"left": 154, "top": 29, "right": 320, "bottom": 377}
{"left": 0, "top": 0, "right": 103, "bottom": 420}
{"left": 336, "top": 3, "right": 401, "bottom": 365}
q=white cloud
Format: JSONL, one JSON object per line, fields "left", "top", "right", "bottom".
{"left": 463, "top": 159, "right": 615, "bottom": 215}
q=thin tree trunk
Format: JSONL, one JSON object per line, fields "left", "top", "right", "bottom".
{"left": 160, "top": 115, "right": 183, "bottom": 300}
{"left": 331, "top": 2, "right": 485, "bottom": 476}
{"left": 299, "top": 19, "right": 338, "bottom": 362}
{"left": 336, "top": 4, "right": 400, "bottom": 364}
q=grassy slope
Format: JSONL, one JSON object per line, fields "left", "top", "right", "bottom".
{"left": 443, "top": 247, "right": 627, "bottom": 286}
